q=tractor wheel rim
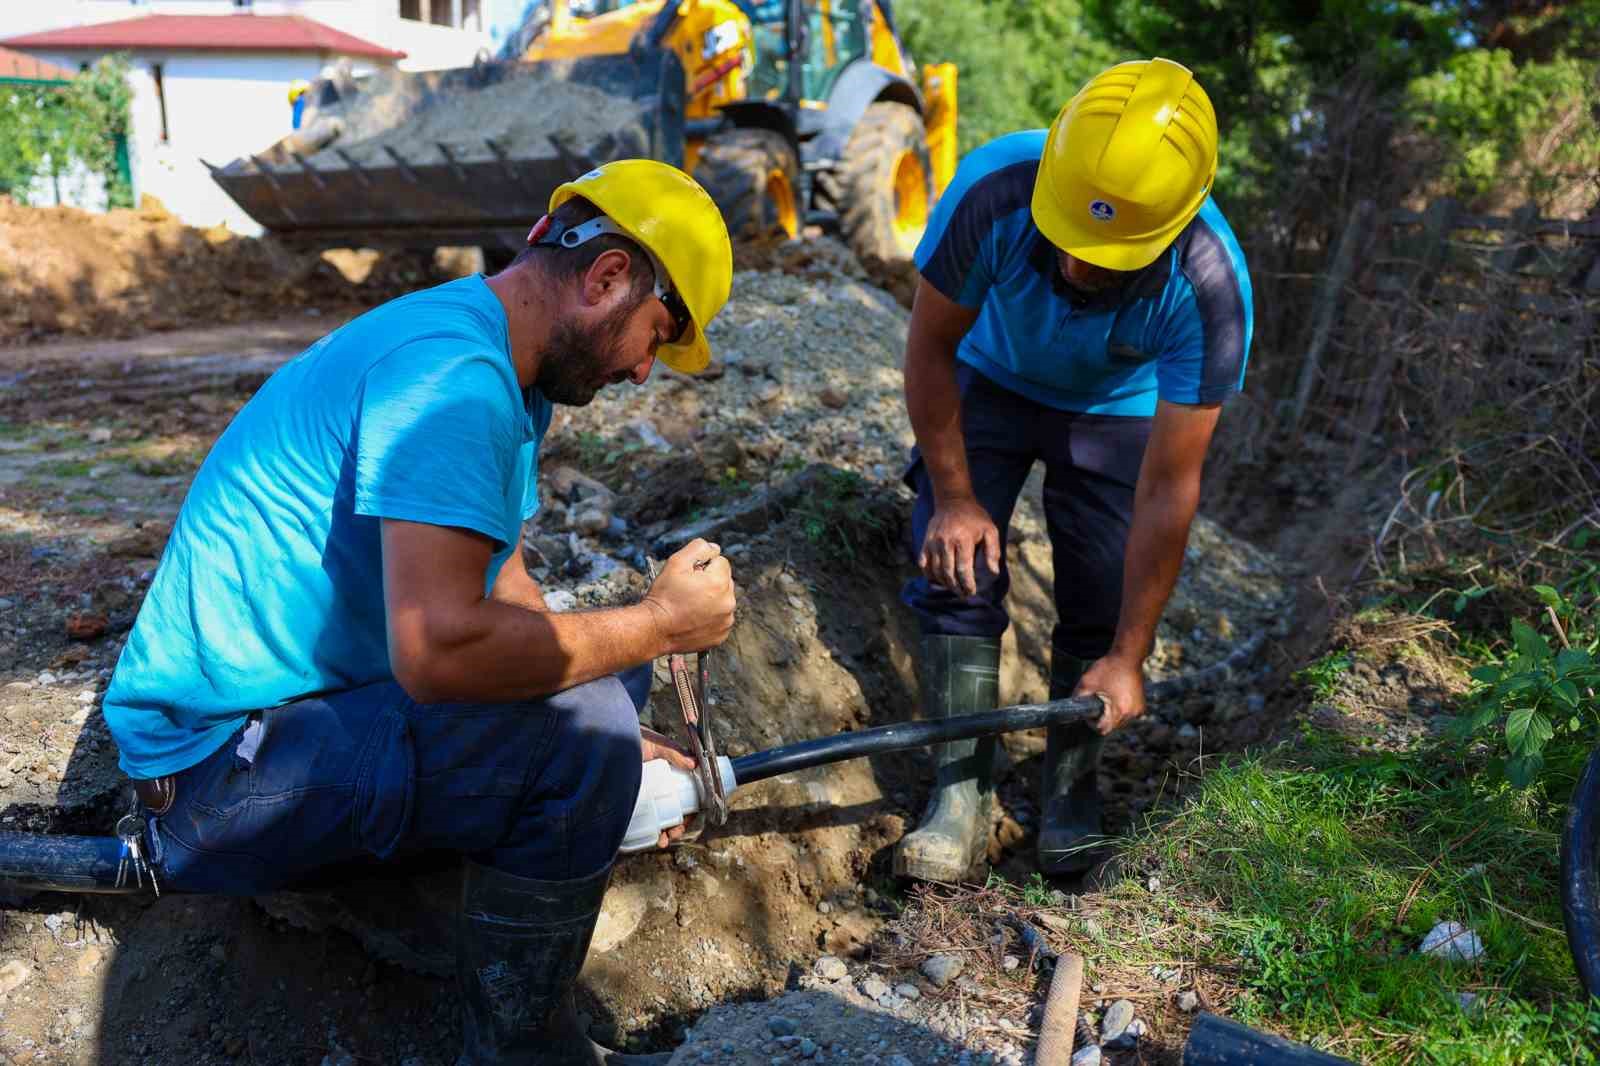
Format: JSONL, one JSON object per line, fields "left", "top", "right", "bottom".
{"left": 891, "top": 149, "right": 929, "bottom": 254}
{"left": 767, "top": 168, "right": 799, "bottom": 239}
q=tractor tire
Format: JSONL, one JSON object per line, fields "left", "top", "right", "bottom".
{"left": 816, "top": 101, "right": 932, "bottom": 269}
{"left": 694, "top": 128, "right": 801, "bottom": 242}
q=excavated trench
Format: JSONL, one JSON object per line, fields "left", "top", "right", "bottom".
{"left": 0, "top": 253, "right": 1305, "bottom": 1064}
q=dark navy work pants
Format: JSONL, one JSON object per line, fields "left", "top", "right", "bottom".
{"left": 902, "top": 364, "right": 1153, "bottom": 661}
{"left": 145, "top": 664, "right": 653, "bottom": 894}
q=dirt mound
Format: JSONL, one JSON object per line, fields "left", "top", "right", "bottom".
{"left": 0, "top": 197, "right": 456, "bottom": 346}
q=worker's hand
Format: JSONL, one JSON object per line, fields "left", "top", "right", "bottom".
{"left": 920, "top": 496, "right": 1000, "bottom": 598}
{"left": 643, "top": 538, "right": 736, "bottom": 654}
{"left": 640, "top": 725, "right": 699, "bottom": 849}
{"left": 1078, "top": 653, "right": 1147, "bottom": 736}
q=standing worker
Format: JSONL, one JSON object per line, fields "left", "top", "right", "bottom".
{"left": 288, "top": 78, "right": 310, "bottom": 129}
{"left": 101, "top": 160, "right": 734, "bottom": 1065}
{"left": 894, "top": 58, "right": 1252, "bottom": 881}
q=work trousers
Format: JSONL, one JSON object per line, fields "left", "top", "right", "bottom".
{"left": 902, "top": 364, "right": 1154, "bottom": 662}
{"left": 143, "top": 665, "right": 652, "bottom": 895}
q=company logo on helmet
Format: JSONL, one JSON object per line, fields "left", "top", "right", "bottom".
{"left": 1089, "top": 200, "right": 1116, "bottom": 222}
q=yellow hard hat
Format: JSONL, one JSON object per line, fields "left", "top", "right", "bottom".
{"left": 1032, "top": 58, "right": 1218, "bottom": 272}
{"left": 549, "top": 159, "right": 732, "bottom": 374}
{"left": 287, "top": 79, "right": 311, "bottom": 104}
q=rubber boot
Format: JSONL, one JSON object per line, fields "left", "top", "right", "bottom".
{"left": 456, "top": 859, "right": 668, "bottom": 1066}
{"left": 893, "top": 635, "right": 1002, "bottom": 883}
{"left": 1036, "top": 651, "right": 1106, "bottom": 876}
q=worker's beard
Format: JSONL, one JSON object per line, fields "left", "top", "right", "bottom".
{"left": 535, "top": 299, "right": 641, "bottom": 407}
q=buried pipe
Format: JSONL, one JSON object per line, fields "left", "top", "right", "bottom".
{"left": 0, "top": 635, "right": 1268, "bottom": 894}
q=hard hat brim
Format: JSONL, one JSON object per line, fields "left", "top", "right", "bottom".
{"left": 658, "top": 324, "right": 711, "bottom": 374}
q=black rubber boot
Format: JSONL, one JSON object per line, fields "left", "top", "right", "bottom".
{"left": 1037, "top": 651, "right": 1106, "bottom": 876}
{"left": 456, "top": 860, "right": 668, "bottom": 1066}
{"left": 893, "top": 635, "right": 1002, "bottom": 883}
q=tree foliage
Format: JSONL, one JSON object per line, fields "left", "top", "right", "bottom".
{"left": 895, "top": 0, "right": 1119, "bottom": 153}
{"left": 0, "top": 55, "right": 133, "bottom": 209}
{"left": 1408, "top": 49, "right": 1599, "bottom": 211}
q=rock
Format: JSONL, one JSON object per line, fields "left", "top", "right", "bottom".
{"left": 894, "top": 983, "right": 920, "bottom": 1001}
{"left": 1176, "top": 990, "right": 1199, "bottom": 1013}
{"left": 818, "top": 387, "right": 849, "bottom": 409}
{"left": 1105, "top": 1018, "right": 1146, "bottom": 1050}
{"left": 0, "top": 959, "right": 31, "bottom": 995}
{"left": 74, "top": 945, "right": 107, "bottom": 977}
{"left": 1457, "top": 992, "right": 1479, "bottom": 1013}
{"left": 628, "top": 419, "right": 672, "bottom": 451}
{"left": 800, "top": 1038, "right": 818, "bottom": 1058}
{"left": 888, "top": 1057, "right": 914, "bottom": 1066}
{"left": 1420, "top": 921, "right": 1485, "bottom": 962}
{"left": 817, "top": 900, "right": 832, "bottom": 914}
{"left": 572, "top": 506, "right": 611, "bottom": 535}
{"left": 768, "top": 1016, "right": 797, "bottom": 1037}
{"left": 1002, "top": 955, "right": 1020, "bottom": 972}
{"left": 35, "top": 672, "right": 57, "bottom": 686}
{"left": 859, "top": 975, "right": 891, "bottom": 1002}
{"left": 814, "top": 955, "right": 848, "bottom": 982}
{"left": 544, "top": 589, "right": 579, "bottom": 613}
{"left": 1098, "top": 999, "right": 1135, "bottom": 1044}
{"left": 1177, "top": 723, "right": 1199, "bottom": 740}
{"left": 920, "top": 954, "right": 965, "bottom": 988}
{"left": 1069, "top": 1047, "right": 1101, "bottom": 1066}
{"left": 65, "top": 605, "right": 108, "bottom": 640}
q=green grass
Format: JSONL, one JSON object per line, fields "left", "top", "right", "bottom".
{"left": 1295, "top": 649, "right": 1354, "bottom": 700}
{"left": 1120, "top": 734, "right": 1600, "bottom": 1062}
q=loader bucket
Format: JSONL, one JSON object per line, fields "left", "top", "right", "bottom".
{"left": 212, "top": 51, "right": 686, "bottom": 252}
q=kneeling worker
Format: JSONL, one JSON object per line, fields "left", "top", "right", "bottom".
{"left": 895, "top": 59, "right": 1253, "bottom": 880}
{"left": 101, "top": 160, "right": 735, "bottom": 1064}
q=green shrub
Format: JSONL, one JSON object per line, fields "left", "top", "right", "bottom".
{"left": 1455, "top": 572, "right": 1600, "bottom": 787}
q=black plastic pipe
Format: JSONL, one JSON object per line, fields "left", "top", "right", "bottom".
{"left": 1561, "top": 745, "right": 1600, "bottom": 997}
{"left": 732, "top": 695, "right": 1103, "bottom": 784}
{"left": 0, "top": 831, "right": 133, "bottom": 895}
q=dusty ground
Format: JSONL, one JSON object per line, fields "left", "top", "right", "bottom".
{"left": 1, "top": 247, "right": 1301, "bottom": 1064}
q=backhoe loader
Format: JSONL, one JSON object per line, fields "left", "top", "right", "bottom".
{"left": 212, "top": 0, "right": 957, "bottom": 268}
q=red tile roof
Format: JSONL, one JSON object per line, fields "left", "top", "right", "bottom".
{"left": 0, "top": 45, "right": 75, "bottom": 81}
{"left": 0, "top": 15, "right": 405, "bottom": 60}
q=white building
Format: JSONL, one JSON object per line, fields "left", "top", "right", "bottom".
{"left": 1, "top": 1, "right": 506, "bottom": 233}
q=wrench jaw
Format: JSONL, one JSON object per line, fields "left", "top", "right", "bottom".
{"left": 671, "top": 651, "right": 729, "bottom": 827}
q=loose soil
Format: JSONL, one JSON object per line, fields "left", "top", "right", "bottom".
{"left": 2, "top": 240, "right": 1311, "bottom": 1065}
{"left": 0, "top": 196, "right": 467, "bottom": 348}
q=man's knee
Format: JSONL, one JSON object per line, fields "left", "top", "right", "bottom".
{"left": 545, "top": 676, "right": 644, "bottom": 813}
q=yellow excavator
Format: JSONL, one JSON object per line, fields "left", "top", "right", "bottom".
{"left": 213, "top": 0, "right": 956, "bottom": 268}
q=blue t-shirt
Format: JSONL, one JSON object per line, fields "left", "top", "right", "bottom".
{"left": 104, "top": 275, "right": 553, "bottom": 779}
{"left": 915, "top": 131, "right": 1254, "bottom": 416}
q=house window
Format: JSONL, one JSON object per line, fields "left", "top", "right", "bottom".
{"left": 463, "top": 0, "right": 481, "bottom": 30}
{"left": 399, "top": 0, "right": 422, "bottom": 21}
{"left": 429, "top": 0, "right": 452, "bottom": 26}
{"left": 152, "top": 62, "right": 170, "bottom": 143}
{"left": 233, "top": 0, "right": 253, "bottom": 8}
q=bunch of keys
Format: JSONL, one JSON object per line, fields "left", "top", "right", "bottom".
{"left": 114, "top": 806, "right": 160, "bottom": 897}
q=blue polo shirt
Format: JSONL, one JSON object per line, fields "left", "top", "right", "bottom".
{"left": 916, "top": 131, "right": 1253, "bottom": 415}
{"left": 103, "top": 275, "right": 553, "bottom": 779}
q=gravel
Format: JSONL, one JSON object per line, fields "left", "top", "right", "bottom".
{"left": 919, "top": 955, "right": 965, "bottom": 988}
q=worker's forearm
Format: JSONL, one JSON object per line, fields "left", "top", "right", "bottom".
{"left": 402, "top": 599, "right": 663, "bottom": 704}
{"left": 904, "top": 341, "right": 975, "bottom": 504}
{"left": 1110, "top": 477, "right": 1201, "bottom": 664}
